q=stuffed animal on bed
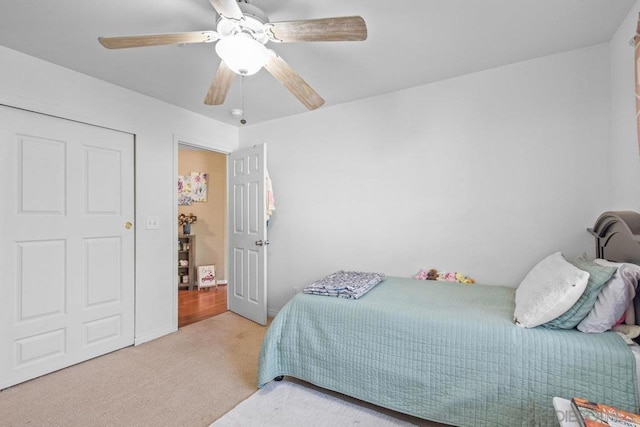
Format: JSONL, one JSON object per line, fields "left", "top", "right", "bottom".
{"left": 437, "top": 272, "right": 457, "bottom": 282}
{"left": 414, "top": 268, "right": 439, "bottom": 280}
{"left": 414, "top": 268, "right": 475, "bottom": 284}
{"left": 438, "top": 272, "right": 474, "bottom": 284}
{"left": 455, "top": 272, "right": 475, "bottom": 284}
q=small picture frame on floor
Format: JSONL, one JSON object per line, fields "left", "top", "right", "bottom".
{"left": 197, "top": 265, "right": 216, "bottom": 290}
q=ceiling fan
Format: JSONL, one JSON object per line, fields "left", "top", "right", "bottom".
{"left": 98, "top": 0, "right": 367, "bottom": 111}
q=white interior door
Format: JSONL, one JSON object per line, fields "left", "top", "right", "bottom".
{"left": 0, "top": 106, "right": 135, "bottom": 389}
{"left": 228, "top": 144, "right": 267, "bottom": 325}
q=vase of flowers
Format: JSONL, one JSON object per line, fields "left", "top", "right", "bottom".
{"left": 178, "top": 213, "right": 197, "bottom": 235}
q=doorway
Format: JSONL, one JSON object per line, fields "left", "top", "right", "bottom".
{"left": 177, "top": 144, "right": 228, "bottom": 327}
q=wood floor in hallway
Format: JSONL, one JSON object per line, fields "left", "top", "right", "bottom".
{"left": 178, "top": 285, "right": 227, "bottom": 328}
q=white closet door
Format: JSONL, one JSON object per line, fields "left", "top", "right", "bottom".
{"left": 0, "top": 106, "right": 135, "bottom": 389}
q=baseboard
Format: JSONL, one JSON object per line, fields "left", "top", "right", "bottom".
{"left": 216, "top": 279, "right": 228, "bottom": 285}
{"left": 267, "top": 308, "right": 280, "bottom": 318}
{"left": 135, "top": 326, "right": 176, "bottom": 346}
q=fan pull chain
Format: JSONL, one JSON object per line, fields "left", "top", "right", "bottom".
{"left": 240, "top": 75, "right": 247, "bottom": 125}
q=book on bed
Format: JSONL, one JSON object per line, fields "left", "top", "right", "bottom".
{"left": 571, "top": 396, "right": 640, "bottom": 427}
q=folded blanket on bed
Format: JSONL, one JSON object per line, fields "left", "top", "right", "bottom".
{"left": 303, "top": 271, "right": 385, "bottom": 299}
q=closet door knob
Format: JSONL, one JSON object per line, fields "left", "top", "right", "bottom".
{"left": 255, "top": 240, "right": 270, "bottom": 246}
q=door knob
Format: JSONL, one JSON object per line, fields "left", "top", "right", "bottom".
{"left": 255, "top": 240, "right": 270, "bottom": 246}
{"left": 125, "top": 221, "right": 132, "bottom": 229}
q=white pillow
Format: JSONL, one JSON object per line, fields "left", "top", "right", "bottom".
{"left": 514, "top": 252, "right": 590, "bottom": 328}
{"left": 577, "top": 259, "right": 640, "bottom": 333}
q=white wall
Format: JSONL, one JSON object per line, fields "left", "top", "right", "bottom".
{"left": 240, "top": 45, "right": 612, "bottom": 314}
{"left": 0, "top": 45, "right": 238, "bottom": 344}
{"left": 610, "top": 1, "right": 640, "bottom": 210}
{"left": 1, "top": 30, "right": 626, "bottom": 326}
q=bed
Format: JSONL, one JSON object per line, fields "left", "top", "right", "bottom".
{"left": 258, "top": 211, "right": 640, "bottom": 426}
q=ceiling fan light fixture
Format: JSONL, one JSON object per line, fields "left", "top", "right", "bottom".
{"left": 215, "top": 33, "right": 268, "bottom": 75}
{"left": 98, "top": 0, "right": 367, "bottom": 111}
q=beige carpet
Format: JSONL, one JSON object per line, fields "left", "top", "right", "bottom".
{"left": 0, "top": 312, "right": 267, "bottom": 427}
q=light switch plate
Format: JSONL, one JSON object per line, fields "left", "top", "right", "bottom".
{"left": 145, "top": 216, "right": 159, "bottom": 230}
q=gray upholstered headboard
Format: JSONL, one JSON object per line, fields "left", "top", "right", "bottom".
{"left": 589, "top": 211, "right": 640, "bottom": 265}
{"left": 588, "top": 211, "right": 640, "bottom": 326}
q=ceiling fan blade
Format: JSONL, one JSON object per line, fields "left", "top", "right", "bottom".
{"left": 266, "top": 16, "right": 367, "bottom": 42}
{"left": 264, "top": 54, "right": 325, "bottom": 110}
{"left": 207, "top": 0, "right": 244, "bottom": 21}
{"left": 204, "top": 61, "right": 236, "bottom": 105}
{"left": 98, "top": 31, "right": 218, "bottom": 49}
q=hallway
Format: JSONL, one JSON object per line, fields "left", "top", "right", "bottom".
{"left": 178, "top": 285, "right": 227, "bottom": 328}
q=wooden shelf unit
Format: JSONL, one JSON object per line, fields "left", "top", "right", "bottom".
{"left": 178, "top": 234, "right": 196, "bottom": 290}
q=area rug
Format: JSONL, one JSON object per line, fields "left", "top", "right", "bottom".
{"left": 211, "top": 378, "right": 418, "bottom": 426}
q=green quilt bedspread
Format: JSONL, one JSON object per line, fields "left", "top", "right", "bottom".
{"left": 258, "top": 276, "right": 639, "bottom": 426}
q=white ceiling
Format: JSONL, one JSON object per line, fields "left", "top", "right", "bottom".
{"left": 0, "top": 0, "right": 635, "bottom": 127}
